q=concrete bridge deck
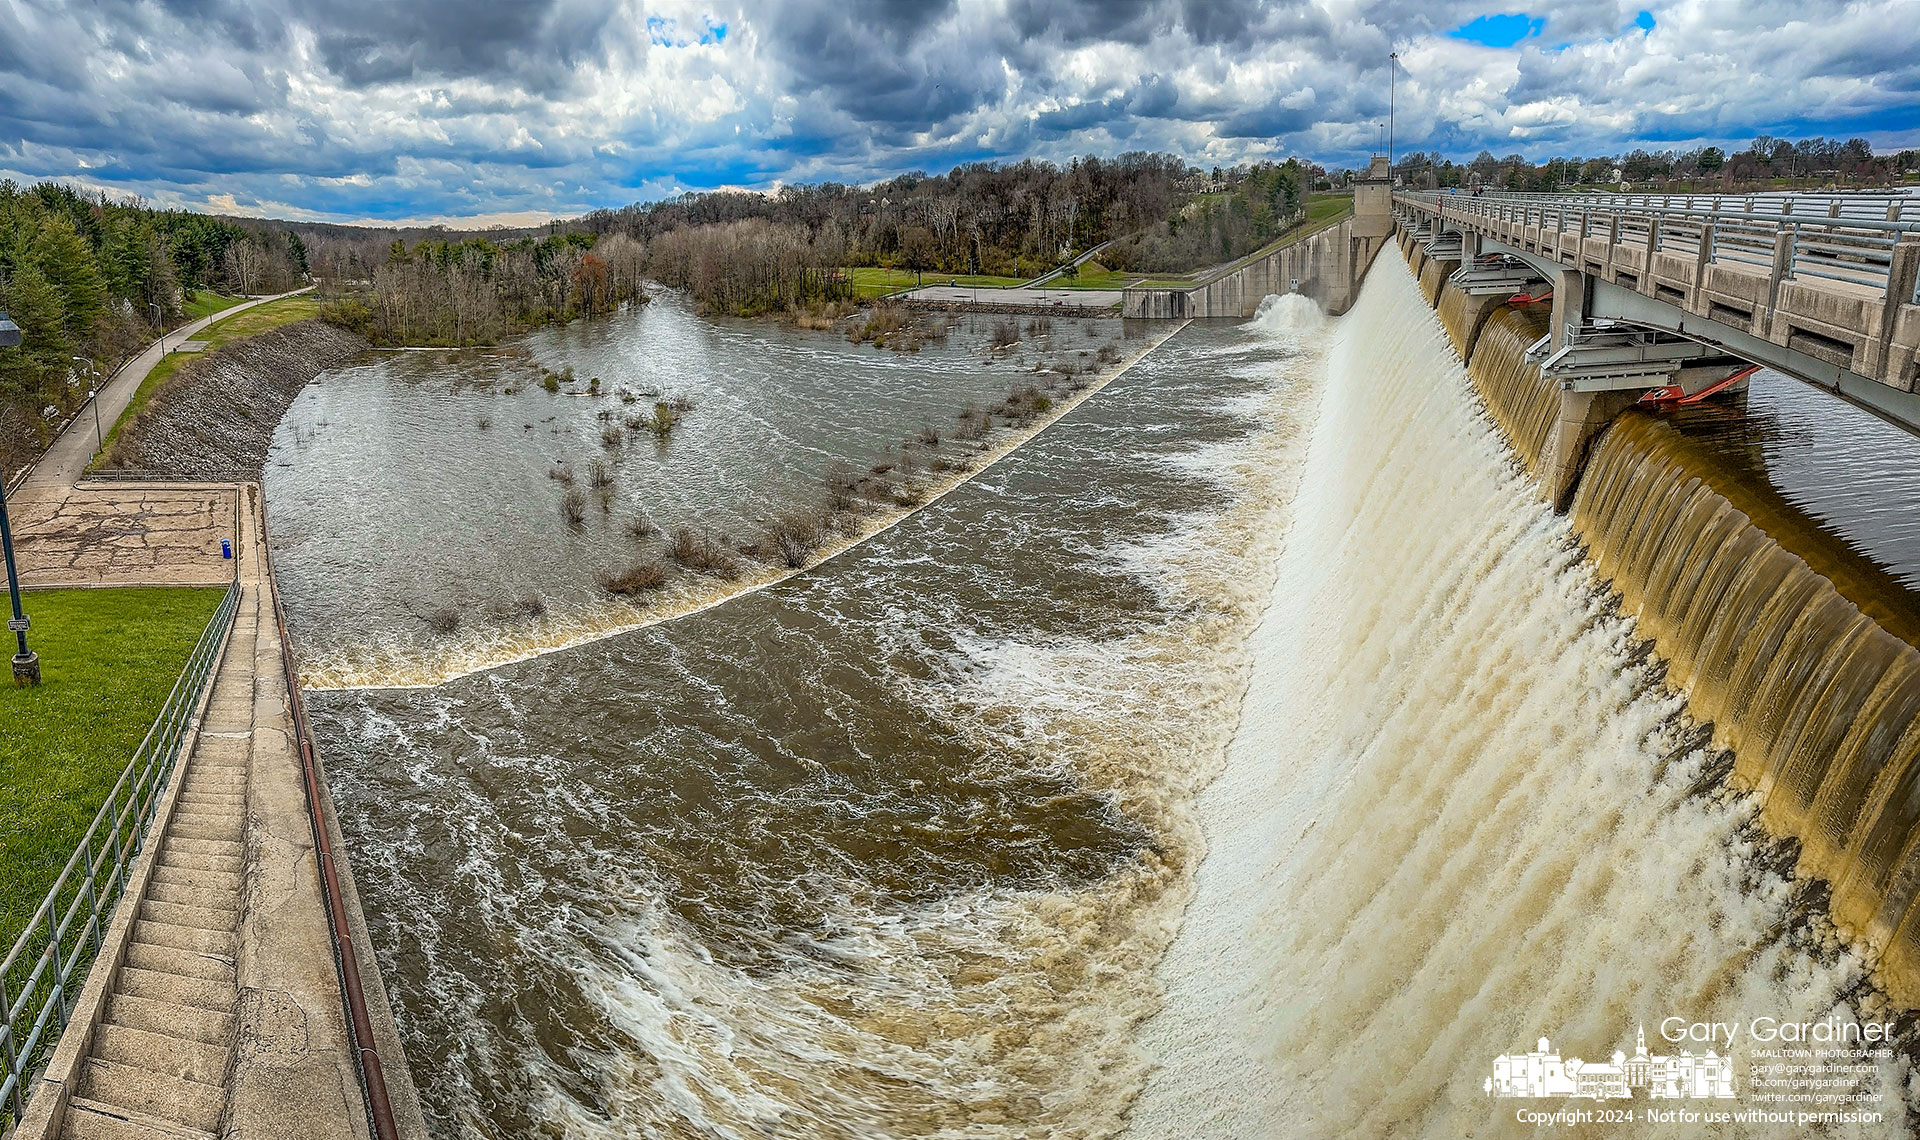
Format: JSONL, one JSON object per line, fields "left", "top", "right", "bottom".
{"left": 1392, "top": 188, "right": 1920, "bottom": 428}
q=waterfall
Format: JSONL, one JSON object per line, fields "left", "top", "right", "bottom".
{"left": 1463, "top": 304, "right": 1556, "bottom": 475}
{"left": 1417, "top": 256, "right": 1452, "bottom": 308}
{"left": 1130, "top": 234, "right": 1903, "bottom": 1139}
{"left": 1420, "top": 228, "right": 1920, "bottom": 1004}
{"left": 1574, "top": 412, "right": 1920, "bottom": 987}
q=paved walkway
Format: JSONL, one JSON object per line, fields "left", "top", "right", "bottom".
{"left": 13, "top": 490, "right": 420, "bottom": 1139}
{"left": 16, "top": 287, "right": 312, "bottom": 500}
{"left": 8, "top": 295, "right": 424, "bottom": 1138}
{"left": 8, "top": 484, "right": 241, "bottom": 588}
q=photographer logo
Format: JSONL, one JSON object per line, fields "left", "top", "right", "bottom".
{"left": 1485, "top": 1025, "right": 1736, "bottom": 1101}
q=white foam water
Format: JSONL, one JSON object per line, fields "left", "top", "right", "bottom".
{"left": 1127, "top": 256, "right": 1911, "bottom": 1138}
{"left": 1247, "top": 292, "right": 1327, "bottom": 338}
{"left": 332, "top": 299, "right": 1338, "bottom": 1139}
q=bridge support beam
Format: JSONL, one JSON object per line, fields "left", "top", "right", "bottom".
{"left": 1547, "top": 268, "right": 1586, "bottom": 352}
{"left": 1543, "top": 388, "right": 1645, "bottom": 513}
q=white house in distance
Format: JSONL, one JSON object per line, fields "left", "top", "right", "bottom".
{"left": 1486, "top": 1026, "right": 1735, "bottom": 1100}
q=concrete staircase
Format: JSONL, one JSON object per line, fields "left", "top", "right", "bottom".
{"left": 56, "top": 599, "right": 258, "bottom": 1140}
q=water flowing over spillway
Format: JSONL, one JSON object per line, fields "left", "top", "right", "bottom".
{"left": 279, "top": 298, "right": 1331, "bottom": 1137}
{"left": 1127, "top": 254, "right": 1912, "bottom": 1138}
{"left": 270, "top": 256, "right": 1920, "bottom": 1137}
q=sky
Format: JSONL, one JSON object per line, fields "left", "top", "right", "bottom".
{"left": 0, "top": 0, "right": 1913, "bottom": 228}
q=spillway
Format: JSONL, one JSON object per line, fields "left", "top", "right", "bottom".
{"left": 1129, "top": 248, "right": 1911, "bottom": 1137}
{"left": 273, "top": 234, "right": 1920, "bottom": 1136}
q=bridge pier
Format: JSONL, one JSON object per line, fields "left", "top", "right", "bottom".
{"left": 1547, "top": 267, "right": 1586, "bottom": 351}
{"left": 1444, "top": 291, "right": 1506, "bottom": 360}
{"left": 1543, "top": 389, "right": 1644, "bottom": 513}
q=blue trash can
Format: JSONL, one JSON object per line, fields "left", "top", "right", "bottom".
{"left": 222, "top": 539, "right": 233, "bottom": 559}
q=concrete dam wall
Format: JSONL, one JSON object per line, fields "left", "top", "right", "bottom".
{"left": 1122, "top": 217, "right": 1389, "bottom": 320}
{"left": 1410, "top": 232, "right": 1920, "bottom": 1012}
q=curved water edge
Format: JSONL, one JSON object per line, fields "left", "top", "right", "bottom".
{"left": 283, "top": 306, "right": 1185, "bottom": 692}
{"left": 296, "top": 299, "right": 1333, "bottom": 1136}
{"left": 1131, "top": 249, "right": 1915, "bottom": 1138}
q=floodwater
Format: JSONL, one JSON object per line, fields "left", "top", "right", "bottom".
{"left": 269, "top": 265, "right": 1920, "bottom": 1138}
{"left": 271, "top": 293, "right": 1327, "bottom": 1136}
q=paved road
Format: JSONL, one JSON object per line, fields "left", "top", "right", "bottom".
{"left": 900, "top": 284, "right": 1124, "bottom": 309}
{"left": 17, "top": 286, "right": 314, "bottom": 499}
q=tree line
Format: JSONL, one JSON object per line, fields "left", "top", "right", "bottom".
{"left": 0, "top": 181, "right": 309, "bottom": 475}
{"left": 317, "top": 230, "right": 648, "bottom": 346}
{"left": 1102, "top": 159, "right": 1306, "bottom": 273}
{"left": 315, "top": 152, "right": 1308, "bottom": 319}
{"left": 575, "top": 153, "right": 1194, "bottom": 281}
{"left": 1387, "top": 134, "right": 1920, "bottom": 193}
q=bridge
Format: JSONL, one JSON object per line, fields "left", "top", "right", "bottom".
{"left": 1391, "top": 186, "right": 1920, "bottom": 508}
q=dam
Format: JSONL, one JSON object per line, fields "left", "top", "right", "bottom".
{"left": 17, "top": 180, "right": 1913, "bottom": 1139}
{"left": 222, "top": 188, "right": 1920, "bottom": 1135}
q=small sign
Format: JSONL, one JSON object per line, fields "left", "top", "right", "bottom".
{"left": 6, "top": 617, "right": 29, "bottom": 632}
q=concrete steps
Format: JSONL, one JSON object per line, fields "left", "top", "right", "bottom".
{"left": 56, "top": 595, "right": 256, "bottom": 1140}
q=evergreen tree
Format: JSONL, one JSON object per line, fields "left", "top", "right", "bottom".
{"left": 35, "top": 214, "right": 105, "bottom": 339}
{"left": 0, "top": 265, "right": 71, "bottom": 407}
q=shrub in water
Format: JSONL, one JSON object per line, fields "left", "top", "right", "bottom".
{"left": 596, "top": 559, "right": 668, "bottom": 594}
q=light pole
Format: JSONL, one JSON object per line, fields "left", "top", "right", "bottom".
{"left": 0, "top": 310, "right": 37, "bottom": 685}
{"left": 73, "top": 357, "right": 103, "bottom": 463}
{"left": 1388, "top": 51, "right": 1398, "bottom": 171}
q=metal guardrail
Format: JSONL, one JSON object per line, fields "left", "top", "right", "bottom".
{"left": 0, "top": 577, "right": 241, "bottom": 1127}
{"left": 1395, "top": 189, "right": 1920, "bottom": 300}
{"left": 259, "top": 524, "right": 401, "bottom": 1140}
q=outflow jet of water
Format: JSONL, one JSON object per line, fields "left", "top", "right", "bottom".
{"left": 1128, "top": 253, "right": 1907, "bottom": 1138}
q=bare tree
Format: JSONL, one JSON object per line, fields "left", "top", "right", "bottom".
{"left": 226, "top": 241, "right": 266, "bottom": 296}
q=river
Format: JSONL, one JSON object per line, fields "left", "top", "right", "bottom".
{"left": 268, "top": 260, "right": 1918, "bottom": 1137}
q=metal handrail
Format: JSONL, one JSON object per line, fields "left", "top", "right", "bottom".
{"left": 1401, "top": 189, "right": 1920, "bottom": 235}
{"left": 0, "top": 577, "right": 241, "bottom": 1127}
{"left": 1396, "top": 189, "right": 1920, "bottom": 299}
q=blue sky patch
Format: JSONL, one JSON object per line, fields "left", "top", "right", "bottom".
{"left": 1450, "top": 13, "right": 1547, "bottom": 48}
{"left": 1634, "top": 10, "right": 1656, "bottom": 32}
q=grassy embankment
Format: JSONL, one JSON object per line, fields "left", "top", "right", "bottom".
{"left": 0, "top": 587, "right": 226, "bottom": 948}
{"left": 182, "top": 290, "right": 246, "bottom": 320}
{"left": 845, "top": 267, "right": 1028, "bottom": 299}
{"left": 96, "top": 295, "right": 322, "bottom": 462}
{"left": 1053, "top": 192, "right": 1355, "bottom": 290}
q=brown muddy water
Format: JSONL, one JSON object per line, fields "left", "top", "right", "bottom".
{"left": 269, "top": 266, "right": 1920, "bottom": 1138}
{"left": 269, "top": 293, "right": 1327, "bottom": 1136}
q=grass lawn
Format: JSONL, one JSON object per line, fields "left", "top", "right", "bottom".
{"left": 1044, "top": 267, "right": 1118, "bottom": 289}
{"left": 1305, "top": 191, "right": 1351, "bottom": 224}
{"left": 182, "top": 290, "right": 245, "bottom": 320}
{"left": 845, "top": 266, "right": 1027, "bottom": 299}
{"left": 0, "top": 587, "right": 226, "bottom": 950}
{"left": 99, "top": 294, "right": 322, "bottom": 461}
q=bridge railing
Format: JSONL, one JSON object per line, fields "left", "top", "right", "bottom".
{"left": 1396, "top": 190, "right": 1920, "bottom": 299}
{"left": 1448, "top": 188, "right": 1914, "bottom": 222}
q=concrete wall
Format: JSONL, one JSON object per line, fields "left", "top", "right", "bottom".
{"left": 1401, "top": 194, "right": 1920, "bottom": 405}
{"left": 1122, "top": 219, "right": 1389, "bottom": 319}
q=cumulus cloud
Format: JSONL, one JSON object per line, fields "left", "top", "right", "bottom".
{"left": 0, "top": 0, "right": 1908, "bottom": 225}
